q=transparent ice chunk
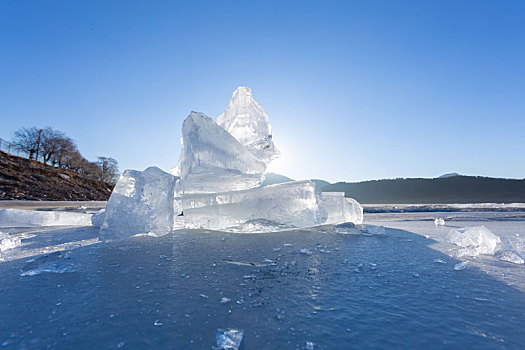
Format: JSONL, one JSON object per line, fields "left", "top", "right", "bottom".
{"left": 446, "top": 226, "right": 501, "bottom": 256}
{"left": 101, "top": 167, "right": 178, "bottom": 240}
{"left": 91, "top": 209, "right": 105, "bottom": 228}
{"left": 0, "top": 232, "right": 21, "bottom": 252}
{"left": 178, "top": 180, "right": 327, "bottom": 232}
{"left": 496, "top": 250, "right": 524, "bottom": 265}
{"left": 217, "top": 87, "right": 280, "bottom": 164}
{"left": 333, "top": 222, "right": 361, "bottom": 235}
{"left": 173, "top": 112, "right": 266, "bottom": 194}
{"left": 454, "top": 261, "right": 468, "bottom": 270}
{"left": 320, "top": 192, "right": 363, "bottom": 225}
{"left": 434, "top": 218, "right": 445, "bottom": 226}
{"left": 215, "top": 328, "right": 244, "bottom": 350}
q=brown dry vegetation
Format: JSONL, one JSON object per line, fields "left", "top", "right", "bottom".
{"left": 0, "top": 150, "right": 114, "bottom": 201}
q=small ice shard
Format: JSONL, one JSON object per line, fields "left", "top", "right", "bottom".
{"left": 20, "top": 251, "right": 78, "bottom": 276}
{"left": 216, "top": 329, "right": 244, "bottom": 350}
{"left": 91, "top": 209, "right": 105, "bottom": 228}
{"left": 173, "top": 111, "right": 266, "bottom": 194}
{"left": 220, "top": 297, "right": 231, "bottom": 304}
{"left": 299, "top": 248, "right": 313, "bottom": 255}
{"left": 0, "top": 232, "right": 21, "bottom": 252}
{"left": 496, "top": 250, "right": 525, "bottom": 265}
{"left": 454, "top": 261, "right": 468, "bottom": 271}
{"left": 446, "top": 226, "right": 501, "bottom": 256}
{"left": 217, "top": 87, "right": 280, "bottom": 164}
{"left": 361, "top": 225, "right": 387, "bottom": 235}
{"left": 0, "top": 209, "right": 92, "bottom": 228}
{"left": 153, "top": 320, "right": 163, "bottom": 326}
{"left": 333, "top": 222, "right": 361, "bottom": 235}
{"left": 100, "top": 167, "right": 178, "bottom": 240}
{"left": 434, "top": 218, "right": 445, "bottom": 226}
{"left": 320, "top": 192, "right": 363, "bottom": 225}
{"left": 433, "top": 258, "right": 447, "bottom": 264}
{"left": 305, "top": 341, "right": 315, "bottom": 350}
{"left": 179, "top": 180, "right": 327, "bottom": 232}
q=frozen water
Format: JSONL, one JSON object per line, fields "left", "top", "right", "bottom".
{"left": 454, "top": 261, "right": 468, "bottom": 270}
{"left": 0, "top": 208, "right": 92, "bottom": 228}
{"left": 361, "top": 224, "right": 387, "bottom": 235}
{"left": 19, "top": 251, "right": 78, "bottom": 276}
{"left": 434, "top": 217, "right": 445, "bottom": 226}
{"left": 91, "top": 209, "right": 105, "bottom": 228}
{"left": 217, "top": 87, "right": 280, "bottom": 164}
{"left": 320, "top": 192, "right": 363, "bottom": 225}
{"left": 100, "top": 167, "right": 178, "bottom": 240}
{"left": 496, "top": 250, "right": 525, "bottom": 265}
{"left": 446, "top": 226, "right": 501, "bottom": 256}
{"left": 215, "top": 329, "right": 244, "bottom": 350}
{"left": 0, "top": 232, "right": 21, "bottom": 252}
{"left": 332, "top": 222, "right": 361, "bottom": 235}
{"left": 178, "top": 180, "right": 327, "bottom": 232}
{"left": 173, "top": 112, "right": 266, "bottom": 194}
{"left": 1, "top": 209, "right": 525, "bottom": 348}
{"left": 99, "top": 88, "right": 363, "bottom": 233}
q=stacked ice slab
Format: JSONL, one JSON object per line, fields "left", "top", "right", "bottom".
{"left": 101, "top": 87, "right": 363, "bottom": 239}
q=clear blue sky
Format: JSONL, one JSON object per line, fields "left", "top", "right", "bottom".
{"left": 1, "top": 1, "right": 524, "bottom": 182}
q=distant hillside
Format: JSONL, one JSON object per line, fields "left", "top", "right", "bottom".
{"left": 311, "top": 179, "right": 331, "bottom": 190}
{"left": 261, "top": 173, "right": 332, "bottom": 191}
{"left": 0, "top": 150, "right": 114, "bottom": 201}
{"left": 323, "top": 175, "right": 525, "bottom": 204}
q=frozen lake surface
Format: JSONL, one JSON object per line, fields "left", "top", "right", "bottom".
{"left": 1, "top": 207, "right": 525, "bottom": 349}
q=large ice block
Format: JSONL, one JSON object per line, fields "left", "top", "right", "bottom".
{"left": 217, "top": 87, "right": 280, "bottom": 164}
{"left": 100, "top": 167, "right": 177, "bottom": 240}
{"left": 177, "top": 180, "right": 327, "bottom": 232}
{"left": 173, "top": 112, "right": 266, "bottom": 194}
{"left": 320, "top": 192, "right": 363, "bottom": 225}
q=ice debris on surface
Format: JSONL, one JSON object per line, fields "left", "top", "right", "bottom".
{"left": 20, "top": 251, "right": 78, "bottom": 276}
{"left": 454, "top": 261, "right": 468, "bottom": 271}
{"left": 217, "top": 86, "right": 280, "bottom": 164}
{"left": 361, "top": 224, "right": 387, "bottom": 235}
{"left": 446, "top": 226, "right": 501, "bottom": 257}
{"left": 333, "top": 222, "right": 362, "bottom": 235}
{"left": 215, "top": 329, "right": 244, "bottom": 350}
{"left": 320, "top": 192, "right": 363, "bottom": 225}
{"left": 0, "top": 232, "right": 21, "bottom": 252}
{"left": 434, "top": 218, "right": 445, "bottom": 226}
{"left": 173, "top": 112, "right": 266, "bottom": 194}
{"left": 496, "top": 250, "right": 525, "bottom": 265}
{"left": 0, "top": 209, "right": 92, "bottom": 228}
{"left": 91, "top": 209, "right": 105, "bottom": 228}
{"left": 179, "top": 180, "right": 327, "bottom": 232}
{"left": 305, "top": 341, "right": 315, "bottom": 350}
{"left": 101, "top": 167, "right": 178, "bottom": 240}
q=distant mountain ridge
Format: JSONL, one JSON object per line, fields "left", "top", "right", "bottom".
{"left": 322, "top": 176, "right": 525, "bottom": 204}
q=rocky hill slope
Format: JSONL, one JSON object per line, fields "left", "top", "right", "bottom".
{"left": 0, "top": 150, "right": 114, "bottom": 200}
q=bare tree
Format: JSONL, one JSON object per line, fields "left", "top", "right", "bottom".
{"left": 96, "top": 156, "right": 119, "bottom": 184}
{"left": 40, "top": 128, "right": 63, "bottom": 165}
{"left": 50, "top": 137, "right": 77, "bottom": 168}
{"left": 12, "top": 127, "right": 42, "bottom": 160}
